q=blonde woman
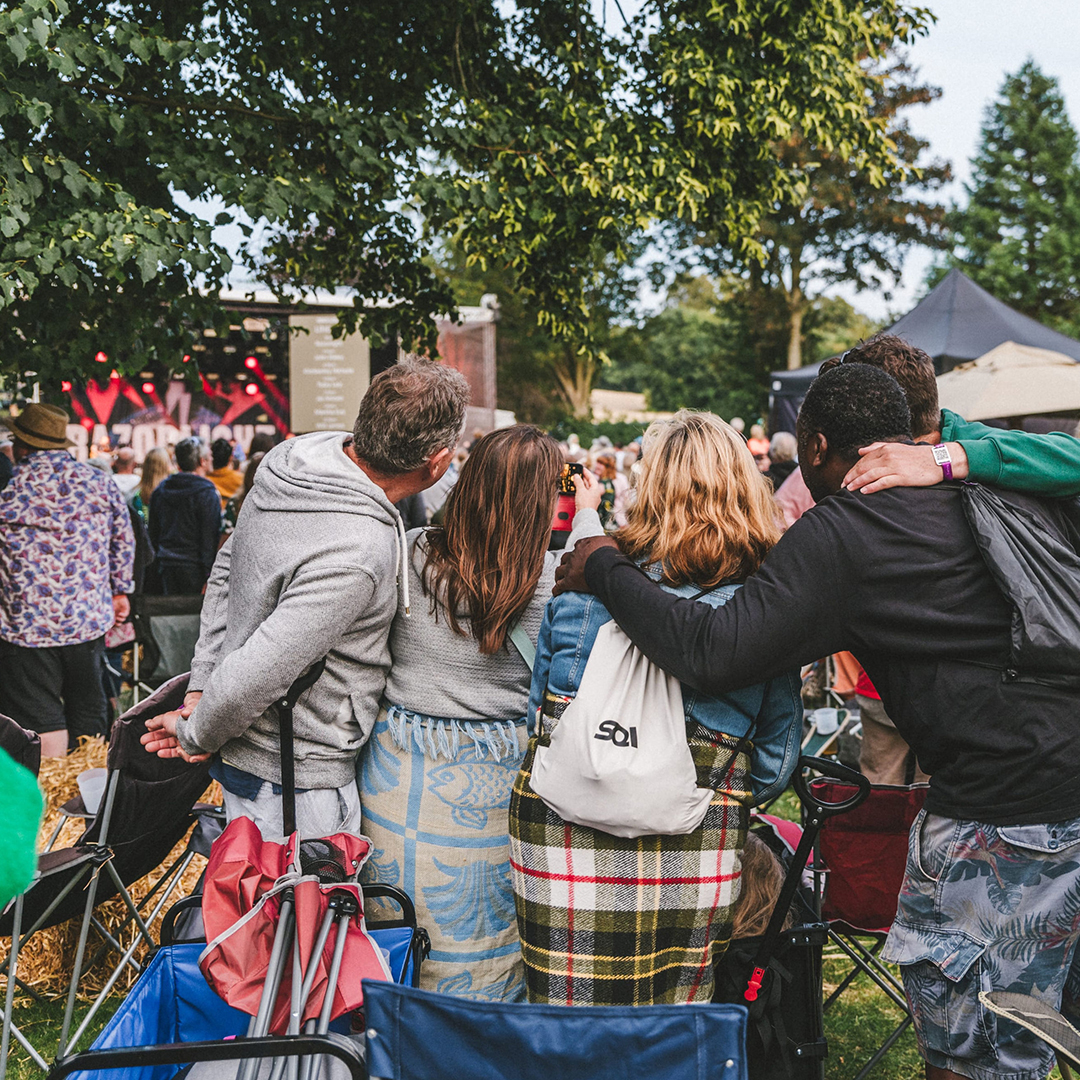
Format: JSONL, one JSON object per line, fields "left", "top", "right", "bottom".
{"left": 131, "top": 446, "right": 172, "bottom": 524}
{"left": 508, "top": 410, "right": 802, "bottom": 1006}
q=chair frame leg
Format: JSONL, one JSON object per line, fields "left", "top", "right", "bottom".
{"left": 64, "top": 854, "right": 192, "bottom": 1054}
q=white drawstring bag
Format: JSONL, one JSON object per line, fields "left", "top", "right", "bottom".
{"left": 529, "top": 620, "right": 714, "bottom": 837}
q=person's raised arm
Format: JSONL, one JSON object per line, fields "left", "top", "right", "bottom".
{"left": 845, "top": 411, "right": 1080, "bottom": 496}
{"left": 557, "top": 516, "right": 846, "bottom": 696}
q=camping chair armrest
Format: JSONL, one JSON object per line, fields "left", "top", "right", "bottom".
{"left": 47, "top": 1034, "right": 365, "bottom": 1080}
{"left": 57, "top": 795, "right": 94, "bottom": 820}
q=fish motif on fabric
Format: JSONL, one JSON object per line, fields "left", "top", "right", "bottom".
{"left": 427, "top": 762, "right": 516, "bottom": 830}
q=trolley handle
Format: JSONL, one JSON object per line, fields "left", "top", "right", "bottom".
{"left": 278, "top": 659, "right": 327, "bottom": 837}
{"left": 277, "top": 659, "right": 326, "bottom": 712}
{"left": 791, "top": 754, "right": 871, "bottom": 819}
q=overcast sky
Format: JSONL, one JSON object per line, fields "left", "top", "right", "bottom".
{"left": 832, "top": 0, "right": 1080, "bottom": 320}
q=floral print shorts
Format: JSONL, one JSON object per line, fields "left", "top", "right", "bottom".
{"left": 883, "top": 809, "right": 1080, "bottom": 1080}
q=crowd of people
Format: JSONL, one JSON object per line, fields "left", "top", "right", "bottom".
{"left": 3, "top": 334, "right": 1080, "bottom": 1080}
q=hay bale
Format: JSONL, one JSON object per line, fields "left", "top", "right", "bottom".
{"left": 2, "top": 737, "right": 221, "bottom": 1002}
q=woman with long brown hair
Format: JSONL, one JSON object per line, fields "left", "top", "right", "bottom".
{"left": 508, "top": 410, "right": 803, "bottom": 1006}
{"left": 357, "top": 424, "right": 603, "bottom": 1001}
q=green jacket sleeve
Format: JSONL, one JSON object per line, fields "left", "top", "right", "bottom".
{"left": 941, "top": 408, "right": 1080, "bottom": 496}
{"left": 0, "top": 749, "right": 43, "bottom": 909}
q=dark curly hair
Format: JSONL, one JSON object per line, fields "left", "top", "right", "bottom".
{"left": 798, "top": 363, "right": 912, "bottom": 459}
{"left": 820, "top": 333, "right": 939, "bottom": 438}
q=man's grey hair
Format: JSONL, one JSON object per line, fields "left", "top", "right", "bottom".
{"left": 352, "top": 358, "right": 469, "bottom": 475}
{"left": 175, "top": 436, "right": 207, "bottom": 473}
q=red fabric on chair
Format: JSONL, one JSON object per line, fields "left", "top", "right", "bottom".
{"left": 200, "top": 816, "right": 391, "bottom": 1032}
{"left": 810, "top": 779, "right": 928, "bottom": 932}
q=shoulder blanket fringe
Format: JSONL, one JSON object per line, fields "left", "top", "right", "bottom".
{"left": 385, "top": 704, "right": 524, "bottom": 763}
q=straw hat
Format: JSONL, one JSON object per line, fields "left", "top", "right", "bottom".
{"left": 7, "top": 403, "right": 76, "bottom": 450}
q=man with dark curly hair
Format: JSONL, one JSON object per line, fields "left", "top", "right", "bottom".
{"left": 557, "top": 362, "right": 1080, "bottom": 1080}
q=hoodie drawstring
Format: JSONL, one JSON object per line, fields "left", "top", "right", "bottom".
{"left": 396, "top": 513, "right": 411, "bottom": 616}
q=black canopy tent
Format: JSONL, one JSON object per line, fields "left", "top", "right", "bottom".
{"left": 767, "top": 269, "right": 1080, "bottom": 433}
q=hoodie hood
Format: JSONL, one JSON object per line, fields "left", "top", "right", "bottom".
{"left": 251, "top": 431, "right": 396, "bottom": 520}
{"left": 250, "top": 430, "right": 412, "bottom": 614}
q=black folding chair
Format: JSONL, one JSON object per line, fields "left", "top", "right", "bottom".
{"left": 129, "top": 595, "right": 203, "bottom": 703}
{"left": 0, "top": 677, "right": 223, "bottom": 1067}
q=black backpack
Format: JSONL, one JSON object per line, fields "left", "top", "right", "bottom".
{"left": 961, "top": 482, "right": 1080, "bottom": 685}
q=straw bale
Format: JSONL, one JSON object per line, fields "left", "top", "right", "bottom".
{"left": 1, "top": 737, "right": 221, "bottom": 1003}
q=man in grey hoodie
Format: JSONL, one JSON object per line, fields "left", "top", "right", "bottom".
{"left": 142, "top": 359, "right": 469, "bottom": 839}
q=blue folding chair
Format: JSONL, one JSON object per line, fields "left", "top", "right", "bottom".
{"left": 362, "top": 980, "right": 749, "bottom": 1080}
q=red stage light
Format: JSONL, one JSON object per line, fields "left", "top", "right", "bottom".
{"left": 109, "top": 369, "right": 120, "bottom": 380}
{"left": 182, "top": 354, "right": 191, "bottom": 363}
{"left": 61, "top": 381, "right": 72, "bottom": 392}
{"left": 81, "top": 417, "right": 94, "bottom": 430}
{"left": 244, "top": 383, "right": 259, "bottom": 396}
{"left": 142, "top": 381, "right": 155, "bottom": 394}
{"left": 244, "top": 356, "right": 258, "bottom": 369}
{"left": 94, "top": 351, "right": 108, "bottom": 364}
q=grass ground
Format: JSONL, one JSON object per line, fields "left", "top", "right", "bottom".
{"left": 3, "top": 961, "right": 1067, "bottom": 1080}
{"left": 3, "top": 786, "right": 1063, "bottom": 1080}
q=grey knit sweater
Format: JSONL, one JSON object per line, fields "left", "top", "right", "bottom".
{"left": 383, "top": 509, "right": 603, "bottom": 721}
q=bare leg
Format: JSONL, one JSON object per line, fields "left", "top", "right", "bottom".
{"left": 40, "top": 729, "right": 69, "bottom": 758}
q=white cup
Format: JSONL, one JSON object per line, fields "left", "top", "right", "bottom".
{"left": 813, "top": 708, "right": 840, "bottom": 736}
{"left": 77, "top": 768, "right": 108, "bottom": 815}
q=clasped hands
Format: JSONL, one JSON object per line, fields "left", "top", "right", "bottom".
{"left": 140, "top": 691, "right": 210, "bottom": 763}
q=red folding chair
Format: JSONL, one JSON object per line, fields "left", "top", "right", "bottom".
{"left": 809, "top": 778, "right": 929, "bottom": 1080}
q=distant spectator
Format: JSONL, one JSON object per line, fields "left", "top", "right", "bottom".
{"left": 746, "top": 423, "right": 770, "bottom": 457}
{"left": 394, "top": 492, "right": 428, "bottom": 530}
{"left": 224, "top": 451, "right": 265, "bottom": 531}
{"left": 248, "top": 432, "right": 278, "bottom": 456}
{"left": 0, "top": 404, "right": 134, "bottom": 756}
{"left": 148, "top": 437, "right": 222, "bottom": 594}
{"left": 728, "top": 416, "right": 745, "bottom": 436}
{"left": 132, "top": 446, "right": 172, "bottom": 524}
{"left": 206, "top": 437, "right": 244, "bottom": 508}
{"left": 594, "top": 451, "right": 629, "bottom": 529}
{"left": 112, "top": 446, "right": 141, "bottom": 501}
{"left": 765, "top": 431, "right": 798, "bottom": 489}
{"left": 0, "top": 446, "right": 11, "bottom": 493}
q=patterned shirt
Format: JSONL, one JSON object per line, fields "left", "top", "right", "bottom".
{"left": 0, "top": 450, "right": 135, "bottom": 647}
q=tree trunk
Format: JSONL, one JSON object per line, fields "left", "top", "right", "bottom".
{"left": 552, "top": 344, "right": 596, "bottom": 418}
{"left": 784, "top": 243, "right": 806, "bottom": 370}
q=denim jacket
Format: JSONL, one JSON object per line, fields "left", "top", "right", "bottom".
{"left": 527, "top": 566, "right": 803, "bottom": 805}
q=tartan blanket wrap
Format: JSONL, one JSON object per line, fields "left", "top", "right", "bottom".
{"left": 508, "top": 697, "right": 752, "bottom": 1006}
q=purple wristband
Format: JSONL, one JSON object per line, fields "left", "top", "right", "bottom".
{"left": 932, "top": 443, "right": 953, "bottom": 481}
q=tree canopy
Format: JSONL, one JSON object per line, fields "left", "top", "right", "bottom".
{"left": 947, "top": 60, "right": 1080, "bottom": 335}
{"left": 1, "top": 0, "right": 932, "bottom": 389}
{"left": 672, "top": 52, "right": 949, "bottom": 370}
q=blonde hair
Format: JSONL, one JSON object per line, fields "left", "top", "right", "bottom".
{"left": 138, "top": 446, "right": 172, "bottom": 504}
{"left": 616, "top": 410, "right": 782, "bottom": 587}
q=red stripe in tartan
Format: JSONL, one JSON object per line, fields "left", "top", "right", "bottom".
{"left": 509, "top": 856, "right": 739, "bottom": 887}
{"left": 688, "top": 808, "right": 729, "bottom": 1000}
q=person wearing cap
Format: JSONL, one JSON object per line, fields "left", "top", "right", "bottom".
{"left": 0, "top": 404, "right": 135, "bottom": 756}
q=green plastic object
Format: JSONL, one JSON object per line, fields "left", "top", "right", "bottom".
{"left": 0, "top": 747, "right": 43, "bottom": 909}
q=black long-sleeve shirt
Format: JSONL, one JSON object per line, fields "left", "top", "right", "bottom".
{"left": 584, "top": 484, "right": 1080, "bottom": 826}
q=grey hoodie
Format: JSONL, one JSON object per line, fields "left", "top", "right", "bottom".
{"left": 177, "top": 431, "right": 406, "bottom": 789}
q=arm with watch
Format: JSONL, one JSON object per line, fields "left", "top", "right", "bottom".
{"left": 845, "top": 407, "right": 1080, "bottom": 497}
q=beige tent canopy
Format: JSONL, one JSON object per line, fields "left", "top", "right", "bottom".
{"left": 936, "top": 341, "right": 1080, "bottom": 421}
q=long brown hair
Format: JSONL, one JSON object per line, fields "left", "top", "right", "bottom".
{"left": 422, "top": 425, "right": 562, "bottom": 653}
{"left": 617, "top": 410, "right": 782, "bottom": 586}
